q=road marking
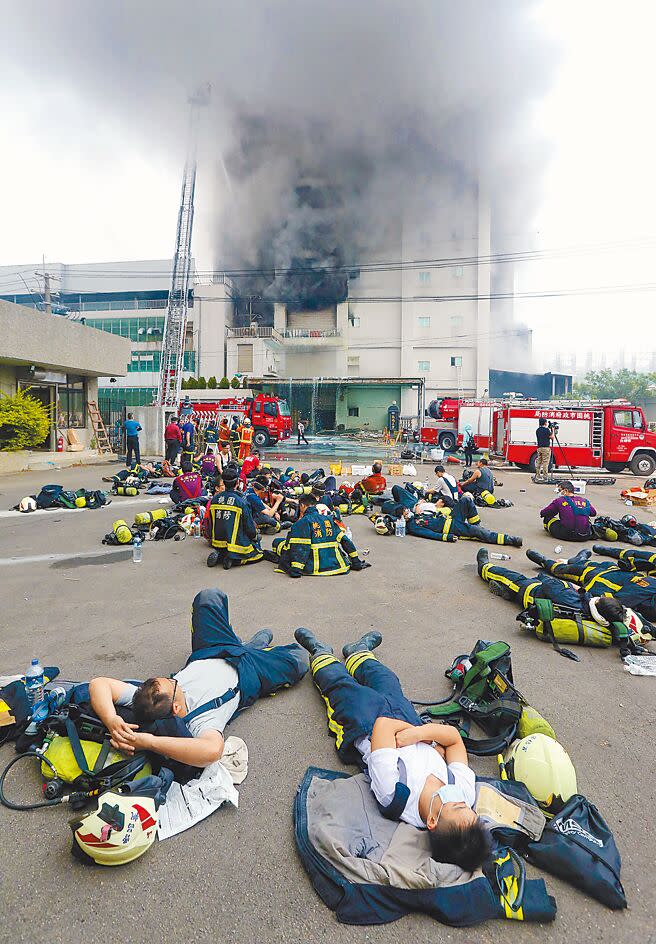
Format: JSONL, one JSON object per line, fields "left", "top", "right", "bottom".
{"left": 0, "top": 495, "right": 170, "bottom": 520}
{"left": 0, "top": 549, "right": 129, "bottom": 567}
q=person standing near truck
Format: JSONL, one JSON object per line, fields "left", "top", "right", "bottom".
{"left": 535, "top": 418, "right": 553, "bottom": 479}
{"left": 124, "top": 413, "right": 142, "bottom": 468}
{"left": 164, "top": 416, "right": 182, "bottom": 466}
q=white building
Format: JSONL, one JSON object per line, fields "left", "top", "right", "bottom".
{"left": 1, "top": 177, "right": 518, "bottom": 431}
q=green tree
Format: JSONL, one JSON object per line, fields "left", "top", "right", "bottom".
{"left": 196, "top": 376, "right": 207, "bottom": 389}
{"left": 207, "top": 376, "right": 217, "bottom": 389}
{"left": 0, "top": 388, "right": 52, "bottom": 451}
{"left": 230, "top": 376, "right": 241, "bottom": 389}
{"left": 184, "top": 377, "right": 197, "bottom": 390}
{"left": 218, "top": 376, "right": 230, "bottom": 389}
{"left": 574, "top": 369, "right": 656, "bottom": 401}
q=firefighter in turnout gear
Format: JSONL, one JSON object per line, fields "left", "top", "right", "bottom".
{"left": 205, "top": 466, "right": 263, "bottom": 570}
{"left": 526, "top": 548, "right": 656, "bottom": 622}
{"left": 592, "top": 545, "right": 656, "bottom": 574}
{"left": 476, "top": 548, "right": 582, "bottom": 609}
{"left": 271, "top": 493, "right": 371, "bottom": 576}
{"left": 238, "top": 418, "right": 254, "bottom": 461}
{"left": 383, "top": 487, "right": 522, "bottom": 546}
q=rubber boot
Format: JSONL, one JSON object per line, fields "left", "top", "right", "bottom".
{"left": 207, "top": 550, "right": 221, "bottom": 568}
{"left": 294, "top": 628, "right": 333, "bottom": 658}
{"left": 246, "top": 629, "right": 274, "bottom": 649}
{"left": 592, "top": 544, "right": 618, "bottom": 559}
{"left": 505, "top": 535, "right": 523, "bottom": 548}
{"left": 223, "top": 557, "right": 233, "bottom": 571}
{"left": 476, "top": 548, "right": 489, "bottom": 573}
{"left": 261, "top": 549, "right": 279, "bottom": 563}
{"left": 526, "top": 549, "right": 548, "bottom": 568}
{"left": 342, "top": 631, "right": 383, "bottom": 659}
{"left": 567, "top": 548, "right": 593, "bottom": 565}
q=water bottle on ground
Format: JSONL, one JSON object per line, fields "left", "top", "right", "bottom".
{"left": 345, "top": 526, "right": 353, "bottom": 542}
{"left": 490, "top": 552, "right": 511, "bottom": 561}
{"left": 395, "top": 517, "right": 406, "bottom": 538}
{"left": 25, "top": 658, "right": 45, "bottom": 707}
{"left": 132, "top": 535, "right": 143, "bottom": 563}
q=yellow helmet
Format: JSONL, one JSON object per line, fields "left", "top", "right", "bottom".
{"left": 504, "top": 734, "right": 577, "bottom": 816}
{"left": 75, "top": 496, "right": 87, "bottom": 508}
{"left": 371, "top": 514, "right": 394, "bottom": 535}
{"left": 71, "top": 790, "right": 158, "bottom": 866}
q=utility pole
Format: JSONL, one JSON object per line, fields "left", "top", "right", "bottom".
{"left": 35, "top": 269, "right": 60, "bottom": 315}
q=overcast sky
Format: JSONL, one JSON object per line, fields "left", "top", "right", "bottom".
{"left": 0, "top": 0, "right": 653, "bottom": 369}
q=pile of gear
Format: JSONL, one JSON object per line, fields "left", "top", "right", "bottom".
{"left": 101, "top": 506, "right": 200, "bottom": 545}
{"left": 14, "top": 484, "right": 110, "bottom": 513}
{"left": 592, "top": 513, "right": 656, "bottom": 546}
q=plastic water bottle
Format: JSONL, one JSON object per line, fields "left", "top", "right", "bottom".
{"left": 132, "top": 535, "right": 143, "bottom": 563}
{"left": 490, "top": 552, "right": 511, "bottom": 561}
{"left": 345, "top": 526, "right": 353, "bottom": 542}
{"left": 395, "top": 517, "right": 406, "bottom": 538}
{"left": 25, "top": 659, "right": 45, "bottom": 707}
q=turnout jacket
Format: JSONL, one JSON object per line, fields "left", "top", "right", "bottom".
{"left": 206, "top": 487, "right": 262, "bottom": 560}
{"left": 274, "top": 507, "right": 359, "bottom": 575}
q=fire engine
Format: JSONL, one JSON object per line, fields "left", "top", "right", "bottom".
{"left": 421, "top": 397, "right": 656, "bottom": 476}
{"left": 182, "top": 390, "right": 292, "bottom": 447}
{"left": 492, "top": 401, "right": 656, "bottom": 476}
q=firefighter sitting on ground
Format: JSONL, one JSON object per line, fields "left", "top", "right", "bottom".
{"left": 204, "top": 465, "right": 264, "bottom": 570}
{"left": 540, "top": 480, "right": 596, "bottom": 542}
{"left": 271, "top": 493, "right": 371, "bottom": 577}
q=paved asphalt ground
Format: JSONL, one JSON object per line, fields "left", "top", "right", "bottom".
{"left": 0, "top": 459, "right": 655, "bottom": 944}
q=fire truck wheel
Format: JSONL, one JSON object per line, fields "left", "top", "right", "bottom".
{"left": 253, "top": 428, "right": 270, "bottom": 448}
{"left": 528, "top": 452, "right": 554, "bottom": 474}
{"left": 629, "top": 453, "right": 656, "bottom": 476}
{"left": 439, "top": 432, "right": 457, "bottom": 452}
{"left": 604, "top": 462, "right": 626, "bottom": 474}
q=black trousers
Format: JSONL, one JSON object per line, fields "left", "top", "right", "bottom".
{"left": 126, "top": 435, "right": 141, "bottom": 467}
{"left": 298, "top": 432, "right": 309, "bottom": 445}
{"left": 165, "top": 439, "right": 180, "bottom": 464}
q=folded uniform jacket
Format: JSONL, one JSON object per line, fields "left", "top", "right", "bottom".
{"left": 294, "top": 767, "right": 556, "bottom": 927}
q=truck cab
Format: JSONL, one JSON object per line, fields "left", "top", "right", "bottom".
{"left": 603, "top": 405, "right": 656, "bottom": 476}
{"left": 249, "top": 394, "right": 292, "bottom": 447}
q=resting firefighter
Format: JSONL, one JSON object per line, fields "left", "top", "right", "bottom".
{"left": 89, "top": 588, "right": 307, "bottom": 776}
{"left": 271, "top": 493, "right": 371, "bottom": 576}
{"left": 593, "top": 545, "right": 656, "bottom": 575}
{"left": 476, "top": 548, "right": 651, "bottom": 657}
{"left": 540, "top": 481, "right": 596, "bottom": 542}
{"left": 526, "top": 547, "right": 656, "bottom": 624}
{"left": 204, "top": 466, "right": 264, "bottom": 569}
{"left": 293, "top": 627, "right": 490, "bottom": 872}
{"left": 383, "top": 486, "right": 522, "bottom": 546}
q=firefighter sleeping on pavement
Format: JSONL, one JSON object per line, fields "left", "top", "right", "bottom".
{"left": 271, "top": 493, "right": 371, "bottom": 577}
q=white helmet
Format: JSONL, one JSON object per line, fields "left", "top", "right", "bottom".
{"left": 71, "top": 790, "right": 158, "bottom": 866}
{"left": 19, "top": 496, "right": 37, "bottom": 513}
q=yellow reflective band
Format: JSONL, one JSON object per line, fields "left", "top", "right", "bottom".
{"left": 497, "top": 533, "right": 505, "bottom": 544}
{"left": 288, "top": 537, "right": 312, "bottom": 545}
{"left": 320, "top": 693, "right": 344, "bottom": 748}
{"left": 481, "top": 562, "right": 490, "bottom": 579}
{"left": 468, "top": 515, "right": 481, "bottom": 524}
{"left": 291, "top": 561, "right": 305, "bottom": 569}
{"left": 346, "top": 651, "right": 377, "bottom": 675}
{"left": 523, "top": 582, "right": 541, "bottom": 608}
{"left": 441, "top": 517, "right": 452, "bottom": 540}
{"left": 349, "top": 551, "right": 358, "bottom": 558}
{"left": 311, "top": 654, "right": 338, "bottom": 674}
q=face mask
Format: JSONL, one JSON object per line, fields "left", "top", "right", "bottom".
{"left": 429, "top": 782, "right": 467, "bottom": 826}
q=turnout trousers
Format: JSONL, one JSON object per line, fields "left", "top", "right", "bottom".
{"left": 310, "top": 652, "right": 423, "bottom": 765}
{"left": 479, "top": 561, "right": 582, "bottom": 609}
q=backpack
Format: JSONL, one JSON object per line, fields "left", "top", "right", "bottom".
{"left": 34, "top": 484, "right": 76, "bottom": 510}
{"left": 517, "top": 599, "right": 614, "bottom": 662}
{"left": 417, "top": 640, "right": 524, "bottom": 755}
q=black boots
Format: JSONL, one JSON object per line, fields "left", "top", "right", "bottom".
{"left": 505, "top": 536, "right": 523, "bottom": 548}
{"left": 294, "top": 628, "right": 333, "bottom": 658}
{"left": 246, "top": 629, "right": 274, "bottom": 649}
{"left": 526, "top": 549, "right": 548, "bottom": 568}
{"left": 342, "top": 632, "right": 383, "bottom": 659}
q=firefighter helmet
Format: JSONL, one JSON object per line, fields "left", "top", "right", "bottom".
{"left": 504, "top": 734, "right": 577, "bottom": 816}
{"left": 71, "top": 790, "right": 158, "bottom": 866}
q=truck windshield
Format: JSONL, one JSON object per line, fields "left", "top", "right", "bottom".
{"left": 278, "top": 399, "right": 291, "bottom": 417}
{"left": 614, "top": 409, "right": 644, "bottom": 429}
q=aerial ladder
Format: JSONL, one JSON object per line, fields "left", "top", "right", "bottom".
{"left": 156, "top": 86, "right": 210, "bottom": 408}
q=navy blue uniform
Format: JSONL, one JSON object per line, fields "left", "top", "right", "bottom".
{"left": 541, "top": 556, "right": 656, "bottom": 621}
{"left": 207, "top": 488, "right": 263, "bottom": 564}
{"left": 310, "top": 651, "right": 423, "bottom": 765}
{"left": 186, "top": 589, "right": 308, "bottom": 709}
{"left": 272, "top": 507, "right": 359, "bottom": 575}
{"left": 479, "top": 561, "right": 582, "bottom": 609}
{"left": 386, "top": 487, "right": 516, "bottom": 545}
{"left": 594, "top": 546, "right": 656, "bottom": 575}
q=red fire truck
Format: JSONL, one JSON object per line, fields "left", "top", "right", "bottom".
{"left": 491, "top": 401, "right": 656, "bottom": 476}
{"left": 420, "top": 398, "right": 501, "bottom": 451}
{"left": 184, "top": 390, "right": 292, "bottom": 447}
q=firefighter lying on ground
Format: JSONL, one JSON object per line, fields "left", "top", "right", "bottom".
{"left": 526, "top": 546, "right": 656, "bottom": 623}
{"left": 89, "top": 589, "right": 306, "bottom": 772}
{"left": 381, "top": 486, "right": 522, "bottom": 546}
{"left": 270, "top": 493, "right": 371, "bottom": 576}
{"left": 476, "top": 547, "right": 652, "bottom": 656}
{"left": 293, "top": 627, "right": 490, "bottom": 872}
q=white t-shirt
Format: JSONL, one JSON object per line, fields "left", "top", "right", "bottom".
{"left": 434, "top": 474, "right": 458, "bottom": 501}
{"left": 118, "top": 659, "right": 240, "bottom": 738}
{"left": 355, "top": 736, "right": 476, "bottom": 830}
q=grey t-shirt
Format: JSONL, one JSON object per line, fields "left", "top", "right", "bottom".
{"left": 117, "top": 659, "right": 240, "bottom": 738}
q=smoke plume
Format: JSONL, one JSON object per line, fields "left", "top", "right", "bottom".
{"left": 5, "top": 1, "right": 554, "bottom": 315}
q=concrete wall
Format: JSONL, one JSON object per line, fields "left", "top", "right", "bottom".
{"left": 0, "top": 363, "right": 15, "bottom": 396}
{"left": 0, "top": 299, "right": 130, "bottom": 376}
{"left": 131, "top": 405, "right": 167, "bottom": 456}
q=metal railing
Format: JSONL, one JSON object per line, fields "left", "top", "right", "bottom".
{"left": 280, "top": 328, "right": 341, "bottom": 339}
{"left": 226, "top": 326, "right": 283, "bottom": 342}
